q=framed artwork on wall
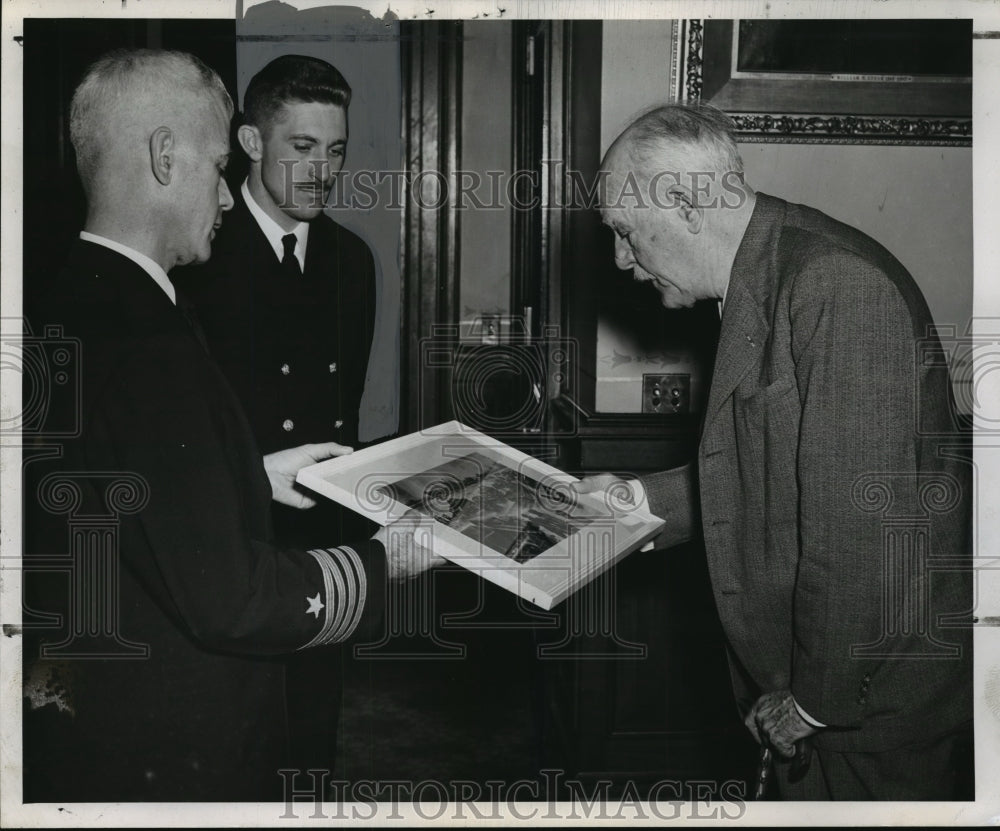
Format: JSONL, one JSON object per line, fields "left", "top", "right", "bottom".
{"left": 678, "top": 19, "right": 972, "bottom": 145}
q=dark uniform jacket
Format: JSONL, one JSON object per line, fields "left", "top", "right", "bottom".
{"left": 176, "top": 187, "right": 376, "bottom": 452}
{"left": 640, "top": 193, "right": 972, "bottom": 754}
{"left": 22, "top": 240, "right": 386, "bottom": 801}
{"left": 173, "top": 186, "right": 380, "bottom": 772}
{"left": 176, "top": 185, "right": 378, "bottom": 546}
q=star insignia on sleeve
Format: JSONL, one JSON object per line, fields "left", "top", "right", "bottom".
{"left": 306, "top": 593, "right": 325, "bottom": 619}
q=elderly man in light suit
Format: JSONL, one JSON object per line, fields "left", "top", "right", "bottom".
{"left": 580, "top": 103, "right": 973, "bottom": 800}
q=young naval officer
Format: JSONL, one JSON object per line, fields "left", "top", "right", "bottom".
{"left": 577, "top": 103, "right": 973, "bottom": 800}
{"left": 173, "top": 54, "right": 383, "bottom": 775}
{"left": 22, "top": 48, "right": 440, "bottom": 802}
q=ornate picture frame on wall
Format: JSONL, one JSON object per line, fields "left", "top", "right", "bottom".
{"left": 678, "top": 19, "right": 972, "bottom": 145}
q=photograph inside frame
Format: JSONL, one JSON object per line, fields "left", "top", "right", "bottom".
{"left": 3, "top": 1, "right": 995, "bottom": 825}
{"left": 378, "top": 450, "right": 602, "bottom": 564}
{"left": 296, "top": 422, "right": 665, "bottom": 608}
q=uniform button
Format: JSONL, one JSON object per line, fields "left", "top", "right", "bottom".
{"left": 329, "top": 362, "right": 337, "bottom": 373}
{"left": 281, "top": 363, "right": 290, "bottom": 375}
{"left": 282, "top": 419, "right": 294, "bottom": 432}
{"left": 334, "top": 419, "right": 344, "bottom": 429}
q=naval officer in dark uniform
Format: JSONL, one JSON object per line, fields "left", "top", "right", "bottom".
{"left": 22, "top": 48, "right": 438, "bottom": 802}
{"left": 174, "top": 54, "right": 380, "bottom": 777}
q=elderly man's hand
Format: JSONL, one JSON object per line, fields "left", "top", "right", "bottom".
{"left": 572, "top": 473, "right": 629, "bottom": 497}
{"left": 745, "top": 689, "right": 819, "bottom": 758}
{"left": 263, "top": 442, "right": 353, "bottom": 509}
{"left": 373, "top": 511, "right": 447, "bottom": 580}
{"left": 572, "top": 474, "right": 645, "bottom": 513}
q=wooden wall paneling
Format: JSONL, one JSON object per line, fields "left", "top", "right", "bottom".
{"left": 400, "top": 22, "right": 463, "bottom": 433}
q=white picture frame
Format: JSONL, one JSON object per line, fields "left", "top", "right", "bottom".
{"left": 296, "top": 421, "right": 665, "bottom": 609}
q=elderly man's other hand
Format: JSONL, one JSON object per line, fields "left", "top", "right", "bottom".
{"left": 745, "top": 689, "right": 819, "bottom": 758}
{"left": 263, "top": 442, "right": 353, "bottom": 508}
{"left": 373, "top": 510, "right": 447, "bottom": 580}
{"left": 572, "top": 473, "right": 637, "bottom": 502}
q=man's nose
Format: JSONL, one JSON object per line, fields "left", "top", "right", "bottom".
{"left": 309, "top": 156, "right": 331, "bottom": 182}
{"left": 218, "top": 177, "right": 235, "bottom": 212}
{"left": 613, "top": 236, "right": 635, "bottom": 270}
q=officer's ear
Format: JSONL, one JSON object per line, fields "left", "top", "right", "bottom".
{"left": 237, "top": 124, "right": 264, "bottom": 163}
{"left": 670, "top": 186, "right": 705, "bottom": 234}
{"left": 150, "top": 126, "right": 174, "bottom": 185}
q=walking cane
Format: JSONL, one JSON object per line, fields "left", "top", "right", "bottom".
{"left": 753, "top": 737, "right": 814, "bottom": 800}
{"left": 753, "top": 744, "right": 773, "bottom": 800}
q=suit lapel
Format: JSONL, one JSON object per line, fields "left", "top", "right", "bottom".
{"left": 234, "top": 189, "right": 283, "bottom": 271}
{"left": 174, "top": 289, "right": 210, "bottom": 352}
{"left": 704, "top": 291, "right": 769, "bottom": 428}
{"left": 702, "top": 194, "right": 785, "bottom": 434}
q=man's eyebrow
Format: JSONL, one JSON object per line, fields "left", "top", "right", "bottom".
{"left": 287, "top": 133, "right": 347, "bottom": 147}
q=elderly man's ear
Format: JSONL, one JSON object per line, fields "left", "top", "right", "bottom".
{"left": 150, "top": 126, "right": 175, "bottom": 185}
{"left": 237, "top": 124, "right": 264, "bottom": 162}
{"left": 671, "top": 187, "right": 705, "bottom": 234}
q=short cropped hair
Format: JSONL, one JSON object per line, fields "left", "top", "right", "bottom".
{"left": 624, "top": 102, "right": 743, "bottom": 176}
{"left": 242, "top": 54, "right": 351, "bottom": 134}
{"left": 70, "top": 48, "right": 233, "bottom": 193}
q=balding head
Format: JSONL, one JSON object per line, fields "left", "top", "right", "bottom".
{"left": 607, "top": 102, "right": 743, "bottom": 182}
{"left": 70, "top": 49, "right": 235, "bottom": 270}
{"left": 599, "top": 103, "right": 756, "bottom": 309}
{"left": 71, "top": 49, "right": 233, "bottom": 197}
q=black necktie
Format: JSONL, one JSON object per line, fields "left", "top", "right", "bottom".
{"left": 281, "top": 233, "right": 302, "bottom": 277}
{"left": 175, "top": 290, "right": 209, "bottom": 353}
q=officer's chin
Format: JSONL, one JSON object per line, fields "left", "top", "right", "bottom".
{"left": 184, "top": 242, "right": 215, "bottom": 267}
{"left": 288, "top": 204, "right": 325, "bottom": 222}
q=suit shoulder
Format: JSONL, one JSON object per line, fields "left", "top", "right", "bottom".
{"left": 779, "top": 203, "right": 904, "bottom": 277}
{"left": 781, "top": 231, "right": 933, "bottom": 341}
{"left": 778, "top": 207, "right": 926, "bottom": 307}
{"left": 313, "top": 213, "right": 375, "bottom": 259}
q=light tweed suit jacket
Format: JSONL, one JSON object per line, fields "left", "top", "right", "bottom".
{"left": 641, "top": 193, "right": 972, "bottom": 753}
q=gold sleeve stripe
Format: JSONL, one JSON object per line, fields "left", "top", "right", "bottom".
{"left": 300, "top": 547, "right": 367, "bottom": 649}
{"left": 331, "top": 546, "right": 366, "bottom": 643}
{"left": 324, "top": 548, "right": 351, "bottom": 645}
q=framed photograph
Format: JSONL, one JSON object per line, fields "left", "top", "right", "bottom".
{"left": 679, "top": 19, "right": 972, "bottom": 145}
{"left": 296, "top": 421, "right": 665, "bottom": 609}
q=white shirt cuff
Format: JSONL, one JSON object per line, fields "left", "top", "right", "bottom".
{"left": 628, "top": 478, "right": 648, "bottom": 511}
{"left": 793, "top": 697, "right": 826, "bottom": 727}
{"left": 625, "top": 479, "right": 657, "bottom": 552}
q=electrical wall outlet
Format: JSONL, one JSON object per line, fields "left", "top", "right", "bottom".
{"left": 642, "top": 373, "right": 690, "bottom": 414}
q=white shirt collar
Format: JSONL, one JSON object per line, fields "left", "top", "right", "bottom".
{"left": 79, "top": 231, "right": 176, "bottom": 305}
{"left": 241, "top": 180, "right": 309, "bottom": 272}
